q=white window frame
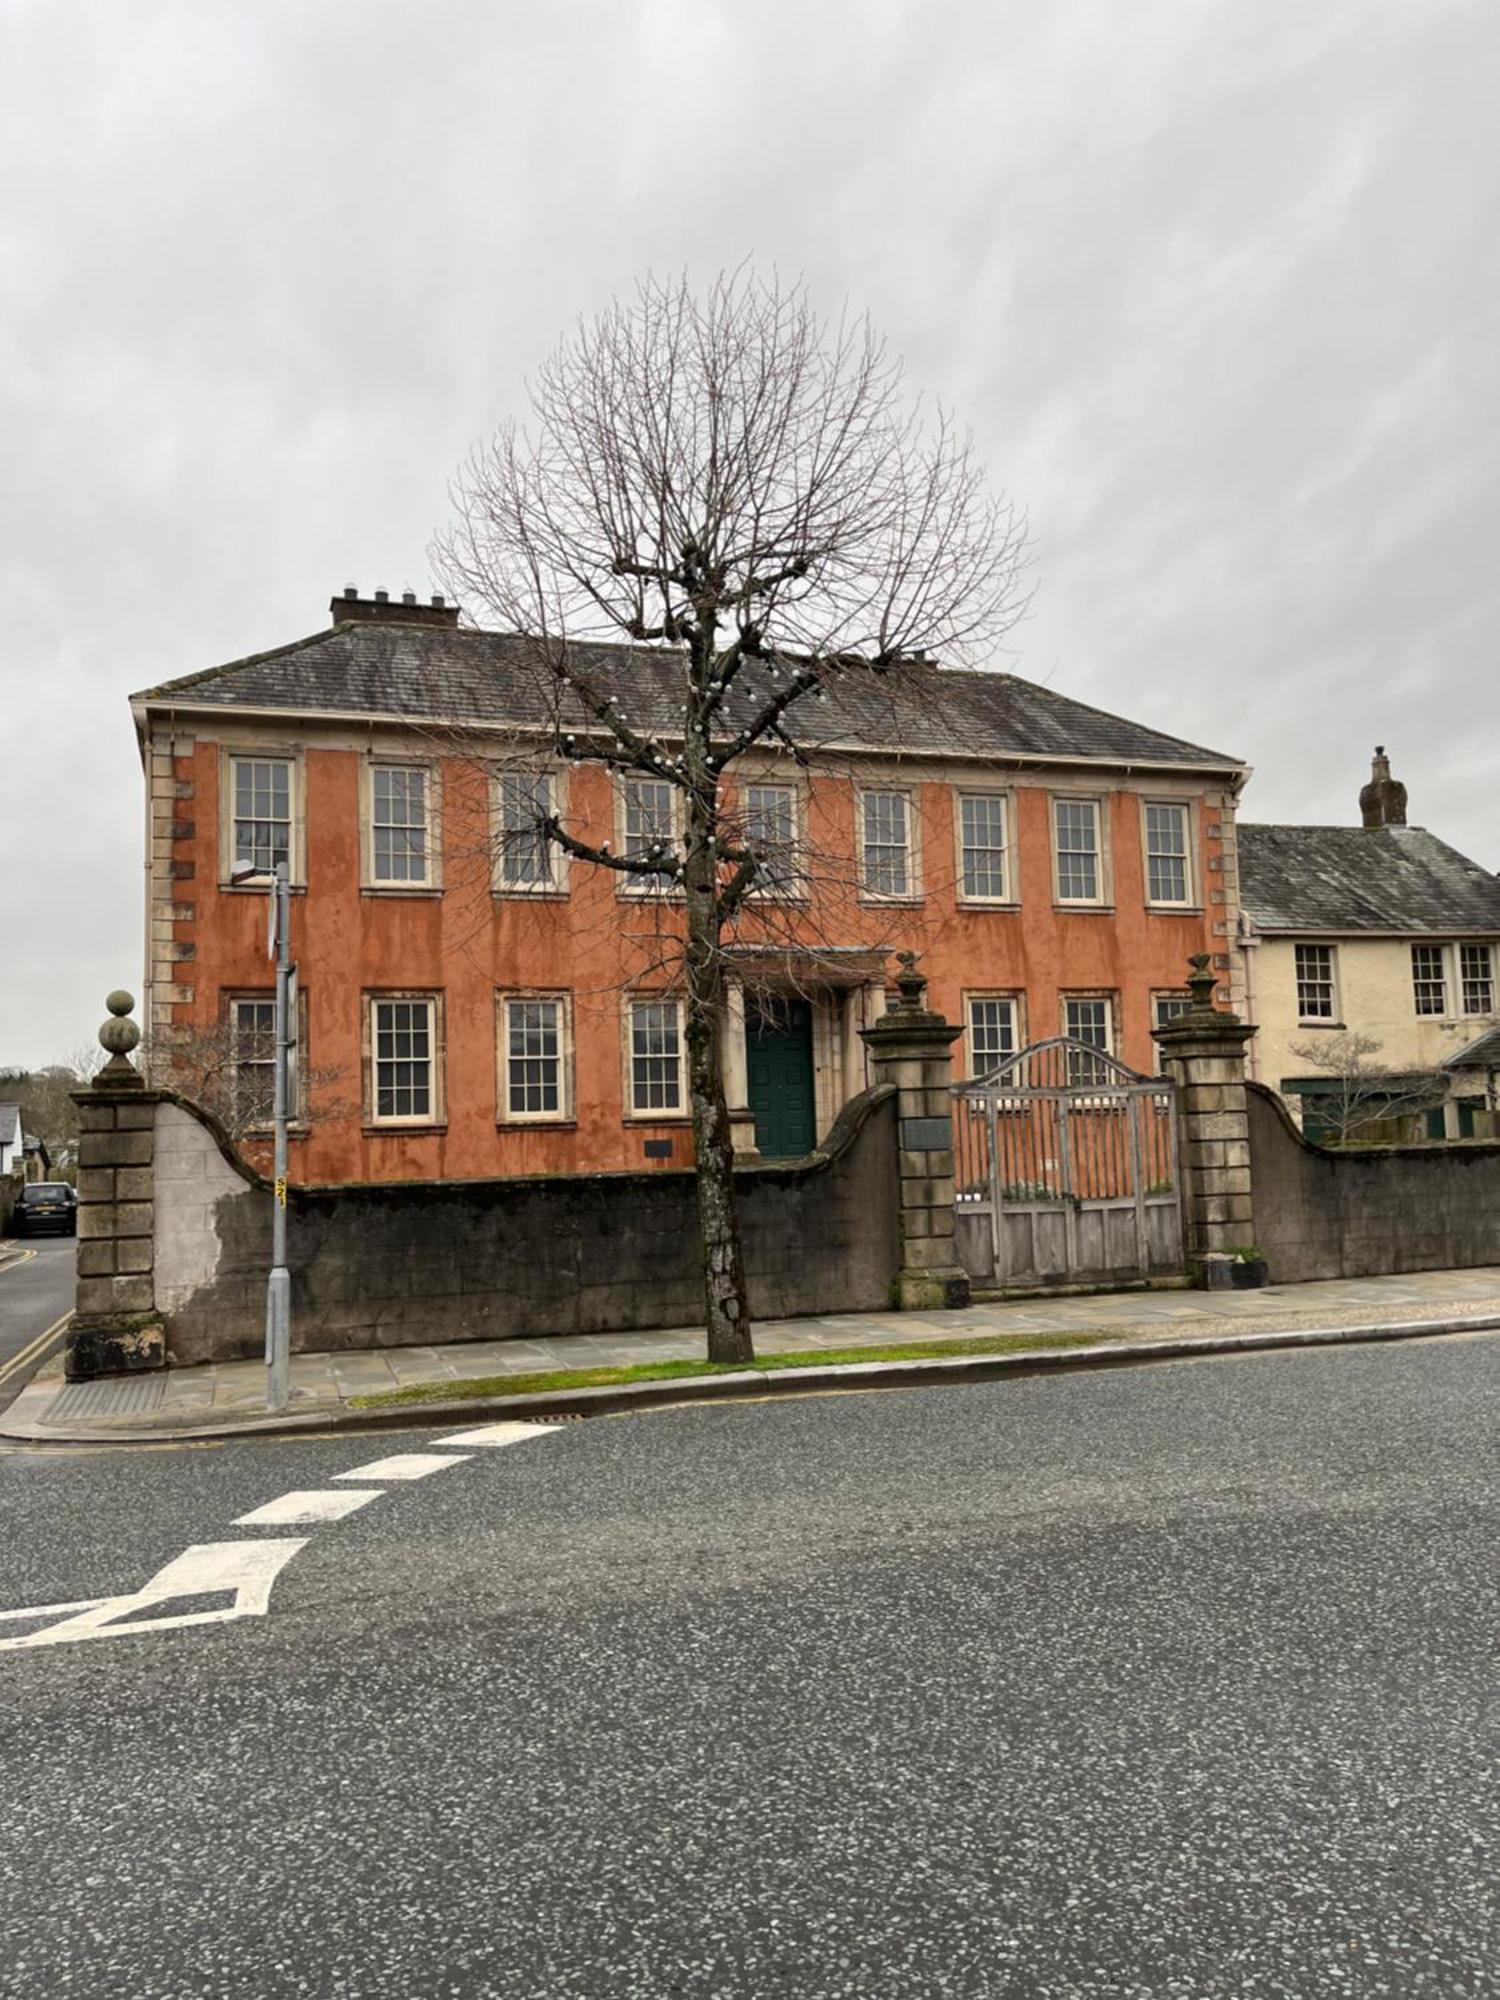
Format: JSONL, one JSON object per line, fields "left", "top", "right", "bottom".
{"left": 1061, "top": 992, "right": 1115, "bottom": 1086}
{"left": 222, "top": 749, "right": 304, "bottom": 887}
{"left": 366, "top": 992, "right": 444, "bottom": 1128}
{"left": 624, "top": 996, "right": 687, "bottom": 1119}
{"left": 226, "top": 989, "right": 309, "bottom": 1128}
{"left": 955, "top": 791, "right": 1013, "bottom": 905}
{"left": 493, "top": 768, "right": 567, "bottom": 896}
{"left": 1051, "top": 796, "right": 1107, "bottom": 907}
{"left": 859, "top": 787, "right": 919, "bottom": 901}
{"left": 742, "top": 779, "right": 803, "bottom": 899}
{"left": 1411, "top": 944, "right": 1449, "bottom": 1018}
{"left": 1151, "top": 989, "right": 1194, "bottom": 1032}
{"left": 496, "top": 991, "right": 573, "bottom": 1125}
{"left": 1460, "top": 942, "right": 1495, "bottom": 1018}
{"left": 965, "top": 992, "right": 1021, "bottom": 1079}
{"left": 616, "top": 776, "right": 683, "bottom": 897}
{"left": 363, "top": 759, "right": 438, "bottom": 890}
{"left": 1142, "top": 799, "right": 1194, "bottom": 908}
{"left": 1295, "top": 944, "right": 1338, "bottom": 1024}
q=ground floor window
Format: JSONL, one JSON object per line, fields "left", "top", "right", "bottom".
{"left": 499, "top": 993, "right": 570, "bottom": 1121}
{"left": 966, "top": 994, "right": 1019, "bottom": 1077}
{"left": 1062, "top": 994, "right": 1114, "bottom": 1086}
{"left": 370, "top": 995, "right": 440, "bottom": 1124}
{"left": 628, "top": 999, "right": 684, "bottom": 1114}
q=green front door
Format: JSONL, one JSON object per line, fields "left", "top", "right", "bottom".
{"left": 746, "top": 998, "right": 817, "bottom": 1159}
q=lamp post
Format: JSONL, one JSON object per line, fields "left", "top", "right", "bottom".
{"left": 232, "top": 854, "right": 294, "bottom": 1410}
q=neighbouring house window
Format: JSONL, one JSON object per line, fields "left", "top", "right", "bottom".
{"left": 1144, "top": 803, "right": 1190, "bottom": 904}
{"left": 861, "top": 791, "right": 912, "bottom": 897}
{"left": 501, "top": 995, "right": 568, "bottom": 1120}
{"left": 1460, "top": 943, "right": 1494, "bottom": 1016}
{"left": 959, "top": 794, "right": 1008, "bottom": 900}
{"left": 622, "top": 777, "right": 677, "bottom": 888}
{"left": 745, "top": 783, "right": 798, "bottom": 894}
{"left": 497, "top": 772, "right": 557, "bottom": 890}
{"left": 1152, "top": 990, "right": 1193, "bottom": 1030}
{"left": 231, "top": 757, "right": 292, "bottom": 875}
{"left": 371, "top": 765, "right": 429, "bottom": 884}
{"left": 1063, "top": 995, "right": 1113, "bottom": 1085}
{"left": 629, "top": 1000, "right": 683, "bottom": 1113}
{"left": 1411, "top": 945, "right": 1448, "bottom": 1017}
{"left": 371, "top": 997, "right": 437, "bottom": 1122}
{"left": 1295, "top": 944, "right": 1336, "bottom": 1021}
{"left": 230, "top": 998, "right": 276, "bottom": 1127}
{"left": 967, "top": 995, "right": 1018, "bottom": 1076}
{"left": 1054, "top": 799, "right": 1101, "bottom": 903}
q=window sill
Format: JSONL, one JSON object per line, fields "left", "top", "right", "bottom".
{"left": 219, "top": 880, "right": 307, "bottom": 896}
{"left": 361, "top": 885, "right": 444, "bottom": 899}
{"left": 1053, "top": 902, "right": 1115, "bottom": 915}
{"left": 1295, "top": 1019, "right": 1345, "bottom": 1031}
{"left": 496, "top": 1118, "right": 578, "bottom": 1131}
{"left": 955, "top": 897, "right": 1021, "bottom": 912}
{"left": 1144, "top": 902, "right": 1203, "bottom": 916}
{"left": 622, "top": 1114, "right": 693, "bottom": 1126}
{"left": 857, "top": 893, "right": 925, "bottom": 908}
{"left": 361, "top": 1123, "right": 449, "bottom": 1137}
{"left": 492, "top": 887, "right": 570, "bottom": 902}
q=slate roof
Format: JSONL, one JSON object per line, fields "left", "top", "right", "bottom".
{"left": 0, "top": 1103, "right": 19, "bottom": 1148}
{"left": 134, "top": 619, "right": 1241, "bottom": 772}
{"left": 1238, "top": 823, "right": 1500, "bottom": 936}
{"left": 1445, "top": 1025, "right": 1500, "bottom": 1071}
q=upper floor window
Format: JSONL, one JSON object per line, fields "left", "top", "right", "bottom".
{"left": 1460, "top": 943, "right": 1495, "bottom": 1017}
{"left": 231, "top": 757, "right": 292, "bottom": 876}
{"left": 861, "top": 790, "right": 914, "bottom": 899}
{"left": 621, "top": 777, "right": 679, "bottom": 891}
{"left": 1296, "top": 944, "right": 1336, "bottom": 1022}
{"left": 744, "top": 782, "right": 799, "bottom": 895}
{"left": 1144, "top": 802, "right": 1191, "bottom": 905}
{"left": 1411, "top": 945, "right": 1448, "bottom": 1017}
{"left": 967, "top": 994, "right": 1018, "bottom": 1077}
{"left": 628, "top": 998, "right": 684, "bottom": 1114}
{"left": 1053, "top": 798, "right": 1102, "bottom": 904}
{"left": 499, "top": 993, "right": 571, "bottom": 1122}
{"left": 497, "top": 772, "right": 562, "bottom": 892}
{"left": 369, "top": 994, "right": 441, "bottom": 1125}
{"left": 958, "top": 794, "right": 1008, "bottom": 902}
{"left": 370, "top": 765, "right": 430, "bottom": 886}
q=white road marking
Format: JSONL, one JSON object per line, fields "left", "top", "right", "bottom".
{"left": 434, "top": 1421, "right": 558, "bottom": 1448}
{"left": 333, "top": 1453, "right": 470, "bottom": 1482}
{"left": 0, "top": 1540, "right": 307, "bottom": 1650}
{"left": 234, "top": 1489, "right": 385, "bottom": 1526}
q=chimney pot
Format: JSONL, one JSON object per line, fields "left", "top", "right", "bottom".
{"left": 431, "top": 594, "right": 445, "bottom": 609}
{"left": 343, "top": 584, "right": 357, "bottom": 599}
{"left": 402, "top": 591, "right": 416, "bottom": 605}
{"left": 374, "top": 589, "right": 389, "bottom": 604}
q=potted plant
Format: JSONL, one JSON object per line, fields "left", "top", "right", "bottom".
{"left": 1228, "top": 1245, "right": 1269, "bottom": 1290}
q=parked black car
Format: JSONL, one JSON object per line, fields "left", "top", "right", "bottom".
{"left": 12, "top": 1182, "right": 77, "bottom": 1237}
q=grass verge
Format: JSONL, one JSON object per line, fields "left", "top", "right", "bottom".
{"left": 349, "top": 1328, "right": 1120, "bottom": 1409}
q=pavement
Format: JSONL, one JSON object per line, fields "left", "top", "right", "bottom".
{"left": 6, "top": 1263, "right": 1500, "bottom": 1442}
{"left": 1, "top": 1334, "right": 1496, "bottom": 1997}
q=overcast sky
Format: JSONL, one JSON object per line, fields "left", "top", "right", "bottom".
{"left": 3, "top": 0, "right": 1495, "bottom": 1068}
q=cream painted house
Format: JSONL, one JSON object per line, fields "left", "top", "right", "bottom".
{"left": 1238, "top": 751, "right": 1500, "bottom": 1142}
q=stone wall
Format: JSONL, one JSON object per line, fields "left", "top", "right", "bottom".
{"left": 154, "top": 1085, "right": 902, "bottom": 1365}
{"left": 1246, "top": 1080, "right": 1500, "bottom": 1283}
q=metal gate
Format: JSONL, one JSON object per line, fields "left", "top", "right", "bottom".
{"left": 952, "top": 1038, "right": 1183, "bottom": 1286}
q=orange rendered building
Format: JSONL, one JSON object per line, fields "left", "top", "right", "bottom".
{"left": 133, "top": 590, "right": 1248, "bottom": 1183}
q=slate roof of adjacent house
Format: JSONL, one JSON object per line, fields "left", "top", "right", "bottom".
{"left": 0, "top": 1103, "right": 19, "bottom": 1148}
{"left": 1238, "top": 823, "right": 1500, "bottom": 936}
{"left": 133, "top": 618, "right": 1243, "bottom": 772}
{"left": 1445, "top": 1025, "right": 1500, "bottom": 1071}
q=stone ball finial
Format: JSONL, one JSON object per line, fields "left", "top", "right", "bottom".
{"left": 99, "top": 992, "right": 142, "bottom": 1059}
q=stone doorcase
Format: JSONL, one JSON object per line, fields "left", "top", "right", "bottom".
{"left": 722, "top": 957, "right": 889, "bottom": 1159}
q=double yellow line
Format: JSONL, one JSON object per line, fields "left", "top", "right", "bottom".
{"left": 0, "top": 1310, "right": 73, "bottom": 1394}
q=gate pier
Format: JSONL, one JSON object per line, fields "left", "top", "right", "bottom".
{"left": 1152, "top": 954, "right": 1258, "bottom": 1287}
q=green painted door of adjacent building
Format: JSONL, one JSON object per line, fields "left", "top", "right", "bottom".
{"left": 746, "top": 998, "right": 817, "bottom": 1159}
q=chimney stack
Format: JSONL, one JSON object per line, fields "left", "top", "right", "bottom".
{"left": 329, "top": 585, "right": 460, "bottom": 629}
{"left": 1359, "top": 745, "right": 1408, "bottom": 828}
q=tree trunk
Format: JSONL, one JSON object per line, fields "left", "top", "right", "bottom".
{"left": 682, "top": 810, "right": 755, "bottom": 1365}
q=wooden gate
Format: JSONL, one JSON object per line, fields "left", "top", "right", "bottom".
{"left": 952, "top": 1038, "right": 1183, "bottom": 1286}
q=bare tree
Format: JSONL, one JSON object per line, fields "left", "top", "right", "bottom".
{"left": 1287, "top": 1030, "right": 1449, "bottom": 1144}
{"left": 143, "top": 1018, "right": 352, "bottom": 1149}
{"left": 433, "top": 271, "right": 1030, "bottom": 1362}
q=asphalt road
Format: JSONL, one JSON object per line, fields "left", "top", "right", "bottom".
{"left": 1, "top": 1333, "right": 1496, "bottom": 1999}
{"left": 0, "top": 1236, "right": 75, "bottom": 1413}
